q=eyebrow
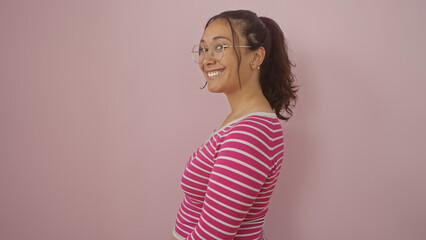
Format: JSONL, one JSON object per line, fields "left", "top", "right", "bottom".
{"left": 200, "top": 36, "right": 231, "bottom": 43}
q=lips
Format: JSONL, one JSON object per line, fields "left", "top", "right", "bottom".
{"left": 206, "top": 69, "right": 225, "bottom": 79}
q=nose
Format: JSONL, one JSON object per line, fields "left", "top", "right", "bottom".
{"left": 201, "top": 51, "right": 216, "bottom": 65}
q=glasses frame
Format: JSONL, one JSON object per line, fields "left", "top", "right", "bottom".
{"left": 191, "top": 42, "right": 252, "bottom": 64}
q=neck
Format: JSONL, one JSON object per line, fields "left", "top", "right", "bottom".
{"left": 224, "top": 79, "right": 272, "bottom": 116}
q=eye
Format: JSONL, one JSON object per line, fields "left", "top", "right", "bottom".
{"left": 198, "top": 46, "right": 207, "bottom": 55}
{"left": 198, "top": 46, "right": 207, "bottom": 53}
{"left": 214, "top": 43, "right": 224, "bottom": 51}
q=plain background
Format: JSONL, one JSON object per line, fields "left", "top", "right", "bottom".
{"left": 1, "top": 0, "right": 425, "bottom": 239}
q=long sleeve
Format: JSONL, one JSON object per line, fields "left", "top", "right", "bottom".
{"left": 173, "top": 113, "right": 284, "bottom": 240}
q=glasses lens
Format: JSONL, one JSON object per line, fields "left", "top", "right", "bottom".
{"left": 211, "top": 42, "right": 224, "bottom": 61}
{"left": 192, "top": 44, "right": 202, "bottom": 63}
{"left": 191, "top": 42, "right": 225, "bottom": 64}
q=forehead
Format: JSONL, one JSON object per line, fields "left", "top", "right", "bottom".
{"left": 201, "top": 19, "right": 234, "bottom": 43}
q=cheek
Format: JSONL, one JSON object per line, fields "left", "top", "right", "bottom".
{"left": 225, "top": 63, "right": 239, "bottom": 79}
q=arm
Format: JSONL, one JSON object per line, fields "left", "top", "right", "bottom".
{"left": 185, "top": 127, "right": 273, "bottom": 239}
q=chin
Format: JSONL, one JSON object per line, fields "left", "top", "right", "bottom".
{"left": 206, "top": 82, "right": 223, "bottom": 93}
{"left": 207, "top": 86, "right": 221, "bottom": 93}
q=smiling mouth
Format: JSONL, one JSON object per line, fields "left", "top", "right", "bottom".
{"left": 206, "top": 69, "right": 225, "bottom": 79}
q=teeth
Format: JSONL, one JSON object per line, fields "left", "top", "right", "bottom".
{"left": 207, "top": 70, "right": 222, "bottom": 78}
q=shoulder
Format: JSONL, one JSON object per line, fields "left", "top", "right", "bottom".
{"left": 218, "top": 113, "right": 283, "bottom": 148}
{"left": 226, "top": 114, "right": 282, "bottom": 137}
{"left": 215, "top": 113, "right": 284, "bottom": 166}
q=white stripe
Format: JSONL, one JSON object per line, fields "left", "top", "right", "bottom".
{"left": 176, "top": 216, "right": 195, "bottom": 231}
{"left": 211, "top": 171, "right": 259, "bottom": 192}
{"left": 186, "top": 167, "right": 209, "bottom": 180}
{"left": 263, "top": 182, "right": 277, "bottom": 189}
{"left": 178, "top": 210, "right": 198, "bottom": 224}
{"left": 203, "top": 207, "right": 240, "bottom": 228}
{"left": 247, "top": 209, "right": 268, "bottom": 214}
{"left": 240, "top": 216, "right": 266, "bottom": 224}
{"left": 218, "top": 145, "right": 271, "bottom": 169}
{"left": 172, "top": 228, "right": 186, "bottom": 240}
{"left": 183, "top": 204, "right": 201, "bottom": 216}
{"left": 246, "top": 210, "right": 267, "bottom": 215}
{"left": 180, "top": 205, "right": 200, "bottom": 220}
{"left": 255, "top": 196, "right": 271, "bottom": 200}
{"left": 221, "top": 130, "right": 283, "bottom": 151}
{"left": 265, "top": 172, "right": 281, "bottom": 183}
{"left": 215, "top": 156, "right": 267, "bottom": 178}
{"left": 244, "top": 119, "right": 282, "bottom": 131}
{"left": 270, "top": 168, "right": 282, "bottom": 177}
{"left": 261, "top": 182, "right": 277, "bottom": 191}
{"left": 205, "top": 192, "right": 246, "bottom": 215}
{"left": 200, "top": 214, "right": 234, "bottom": 236}
{"left": 235, "top": 231, "right": 262, "bottom": 237}
{"left": 199, "top": 149, "right": 214, "bottom": 163}
{"left": 208, "top": 141, "right": 218, "bottom": 156}
{"left": 183, "top": 174, "right": 208, "bottom": 187}
{"left": 200, "top": 145, "right": 213, "bottom": 161}
{"left": 193, "top": 227, "right": 206, "bottom": 240}
{"left": 190, "top": 160, "right": 212, "bottom": 174}
{"left": 181, "top": 182, "right": 205, "bottom": 196}
{"left": 216, "top": 113, "right": 279, "bottom": 133}
{"left": 246, "top": 115, "right": 281, "bottom": 125}
{"left": 174, "top": 223, "right": 190, "bottom": 235}
{"left": 237, "top": 224, "right": 263, "bottom": 230}
{"left": 203, "top": 197, "right": 245, "bottom": 220}
{"left": 206, "top": 131, "right": 216, "bottom": 141}
{"left": 222, "top": 138, "right": 279, "bottom": 162}
{"left": 190, "top": 198, "right": 204, "bottom": 204}
{"left": 186, "top": 195, "right": 204, "bottom": 203}
{"left": 259, "top": 188, "right": 275, "bottom": 194}
{"left": 270, "top": 157, "right": 283, "bottom": 170}
{"left": 208, "top": 186, "right": 251, "bottom": 207}
{"left": 211, "top": 135, "right": 219, "bottom": 146}
{"left": 184, "top": 197, "right": 202, "bottom": 210}
{"left": 179, "top": 207, "right": 200, "bottom": 222}
{"left": 272, "top": 148, "right": 285, "bottom": 160}
{"left": 214, "top": 164, "right": 263, "bottom": 185}
{"left": 264, "top": 178, "right": 278, "bottom": 186}
{"left": 194, "top": 156, "right": 214, "bottom": 169}
{"left": 209, "top": 178, "right": 256, "bottom": 199}
{"left": 250, "top": 206, "right": 268, "bottom": 210}
{"left": 221, "top": 124, "right": 282, "bottom": 141}
{"left": 198, "top": 219, "right": 222, "bottom": 240}
{"left": 235, "top": 229, "right": 262, "bottom": 237}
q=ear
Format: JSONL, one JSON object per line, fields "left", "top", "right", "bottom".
{"left": 251, "top": 46, "right": 266, "bottom": 70}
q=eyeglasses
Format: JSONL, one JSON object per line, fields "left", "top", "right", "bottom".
{"left": 191, "top": 40, "right": 251, "bottom": 64}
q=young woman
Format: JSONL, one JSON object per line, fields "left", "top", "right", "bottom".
{"left": 172, "top": 10, "right": 297, "bottom": 240}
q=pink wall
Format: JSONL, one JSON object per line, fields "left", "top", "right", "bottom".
{"left": 1, "top": 0, "right": 425, "bottom": 239}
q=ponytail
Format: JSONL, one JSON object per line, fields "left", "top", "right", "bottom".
{"left": 259, "top": 17, "right": 297, "bottom": 120}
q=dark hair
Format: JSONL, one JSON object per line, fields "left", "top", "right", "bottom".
{"left": 203, "top": 10, "right": 298, "bottom": 121}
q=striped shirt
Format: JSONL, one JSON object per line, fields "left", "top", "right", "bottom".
{"left": 173, "top": 112, "right": 284, "bottom": 240}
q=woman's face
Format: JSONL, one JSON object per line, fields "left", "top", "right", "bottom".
{"left": 199, "top": 19, "right": 253, "bottom": 94}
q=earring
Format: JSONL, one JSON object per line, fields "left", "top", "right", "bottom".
{"left": 251, "top": 62, "right": 260, "bottom": 70}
